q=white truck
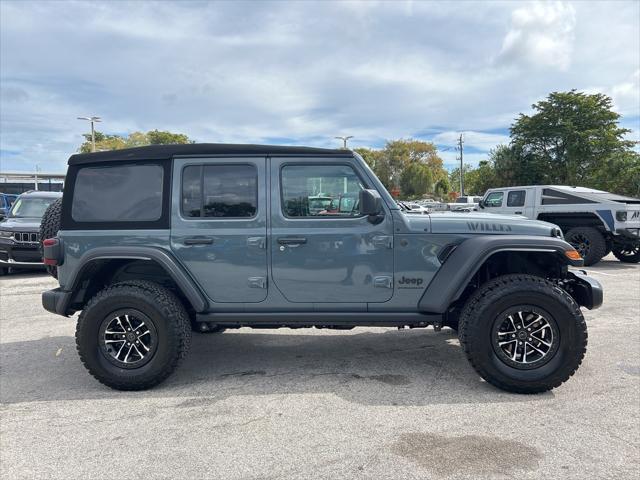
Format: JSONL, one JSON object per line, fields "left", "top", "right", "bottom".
{"left": 448, "top": 195, "right": 483, "bottom": 212}
{"left": 479, "top": 185, "right": 640, "bottom": 265}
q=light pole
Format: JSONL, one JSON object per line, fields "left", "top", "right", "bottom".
{"left": 334, "top": 135, "right": 354, "bottom": 149}
{"left": 77, "top": 116, "right": 102, "bottom": 152}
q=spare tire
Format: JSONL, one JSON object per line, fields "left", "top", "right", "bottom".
{"left": 39, "top": 198, "right": 62, "bottom": 278}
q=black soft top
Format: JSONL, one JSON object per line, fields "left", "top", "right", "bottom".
{"left": 68, "top": 143, "right": 351, "bottom": 165}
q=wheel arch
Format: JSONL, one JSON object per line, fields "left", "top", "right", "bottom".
{"left": 63, "top": 247, "right": 207, "bottom": 315}
{"left": 419, "top": 236, "right": 580, "bottom": 314}
{"left": 536, "top": 212, "right": 610, "bottom": 234}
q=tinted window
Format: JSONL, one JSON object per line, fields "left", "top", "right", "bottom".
{"left": 182, "top": 164, "right": 257, "bottom": 218}
{"left": 484, "top": 191, "right": 504, "bottom": 207}
{"left": 72, "top": 164, "right": 163, "bottom": 222}
{"left": 281, "top": 165, "right": 365, "bottom": 217}
{"left": 507, "top": 190, "right": 526, "bottom": 207}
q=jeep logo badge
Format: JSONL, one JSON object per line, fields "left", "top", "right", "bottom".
{"left": 398, "top": 276, "right": 424, "bottom": 289}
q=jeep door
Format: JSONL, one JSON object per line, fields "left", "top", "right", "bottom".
{"left": 270, "top": 158, "right": 394, "bottom": 303}
{"left": 170, "top": 157, "right": 268, "bottom": 303}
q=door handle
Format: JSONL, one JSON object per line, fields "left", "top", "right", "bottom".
{"left": 277, "top": 237, "right": 307, "bottom": 246}
{"left": 515, "top": 211, "right": 523, "bottom": 215}
{"left": 183, "top": 237, "right": 213, "bottom": 245}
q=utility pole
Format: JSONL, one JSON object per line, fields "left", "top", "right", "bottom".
{"left": 334, "top": 135, "right": 354, "bottom": 149}
{"left": 77, "top": 116, "right": 102, "bottom": 152}
{"left": 458, "top": 133, "right": 464, "bottom": 196}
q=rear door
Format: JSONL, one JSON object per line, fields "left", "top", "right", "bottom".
{"left": 171, "top": 157, "right": 268, "bottom": 303}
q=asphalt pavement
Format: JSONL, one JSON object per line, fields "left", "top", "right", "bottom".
{"left": 1, "top": 256, "right": 638, "bottom": 479}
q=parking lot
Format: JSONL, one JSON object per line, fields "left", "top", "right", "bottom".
{"left": 0, "top": 257, "right": 638, "bottom": 479}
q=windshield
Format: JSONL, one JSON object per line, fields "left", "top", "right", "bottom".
{"left": 9, "top": 197, "right": 56, "bottom": 218}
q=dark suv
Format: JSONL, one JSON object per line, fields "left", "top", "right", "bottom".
{"left": 41, "top": 144, "right": 602, "bottom": 393}
{"left": 0, "top": 190, "right": 62, "bottom": 274}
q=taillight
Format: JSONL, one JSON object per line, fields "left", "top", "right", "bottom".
{"left": 43, "top": 237, "right": 63, "bottom": 266}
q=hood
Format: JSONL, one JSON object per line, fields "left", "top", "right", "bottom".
{"left": 399, "top": 211, "right": 559, "bottom": 237}
{"left": 429, "top": 211, "right": 557, "bottom": 236}
{"left": 0, "top": 217, "right": 42, "bottom": 232}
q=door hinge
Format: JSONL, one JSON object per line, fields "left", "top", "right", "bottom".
{"left": 373, "top": 276, "right": 393, "bottom": 288}
{"left": 248, "top": 276, "right": 267, "bottom": 289}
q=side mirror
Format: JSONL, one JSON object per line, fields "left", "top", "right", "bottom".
{"left": 478, "top": 200, "right": 485, "bottom": 209}
{"left": 359, "top": 189, "right": 384, "bottom": 223}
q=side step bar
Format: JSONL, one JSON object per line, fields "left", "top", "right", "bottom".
{"left": 195, "top": 312, "right": 443, "bottom": 328}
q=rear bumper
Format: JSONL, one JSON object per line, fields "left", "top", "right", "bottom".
{"left": 42, "top": 288, "right": 73, "bottom": 316}
{"left": 567, "top": 270, "right": 603, "bottom": 310}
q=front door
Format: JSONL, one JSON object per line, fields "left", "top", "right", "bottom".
{"left": 171, "top": 157, "right": 268, "bottom": 303}
{"left": 270, "top": 158, "right": 394, "bottom": 303}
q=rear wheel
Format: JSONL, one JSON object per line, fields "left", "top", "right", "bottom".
{"left": 76, "top": 280, "right": 191, "bottom": 390}
{"left": 39, "top": 198, "right": 62, "bottom": 278}
{"left": 612, "top": 243, "right": 640, "bottom": 263}
{"left": 458, "top": 274, "right": 587, "bottom": 394}
{"left": 565, "top": 227, "right": 606, "bottom": 266}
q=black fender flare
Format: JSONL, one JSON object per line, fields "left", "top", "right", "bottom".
{"left": 418, "top": 235, "right": 582, "bottom": 313}
{"left": 63, "top": 246, "right": 208, "bottom": 313}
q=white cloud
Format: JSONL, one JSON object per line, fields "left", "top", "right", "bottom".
{"left": 498, "top": 1, "right": 576, "bottom": 70}
{"left": 0, "top": 1, "right": 638, "bottom": 172}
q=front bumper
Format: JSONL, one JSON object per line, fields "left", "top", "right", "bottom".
{"left": 0, "top": 242, "right": 45, "bottom": 269}
{"left": 42, "top": 288, "right": 74, "bottom": 316}
{"left": 567, "top": 270, "right": 603, "bottom": 310}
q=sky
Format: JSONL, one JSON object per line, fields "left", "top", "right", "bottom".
{"left": 1, "top": 0, "right": 639, "bottom": 173}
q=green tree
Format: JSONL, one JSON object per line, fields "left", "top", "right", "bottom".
{"left": 434, "top": 177, "right": 451, "bottom": 199}
{"left": 510, "top": 90, "right": 635, "bottom": 186}
{"left": 399, "top": 162, "right": 433, "bottom": 199}
{"left": 79, "top": 129, "right": 193, "bottom": 153}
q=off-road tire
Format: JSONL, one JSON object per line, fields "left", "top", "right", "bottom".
{"left": 612, "top": 244, "right": 640, "bottom": 263}
{"left": 565, "top": 227, "right": 607, "bottom": 266}
{"left": 39, "top": 198, "right": 62, "bottom": 278}
{"left": 76, "top": 280, "right": 192, "bottom": 390}
{"left": 458, "top": 274, "right": 587, "bottom": 394}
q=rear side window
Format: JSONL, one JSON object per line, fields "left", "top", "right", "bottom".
{"left": 182, "top": 164, "right": 257, "bottom": 218}
{"left": 507, "top": 190, "right": 526, "bottom": 207}
{"left": 72, "top": 164, "right": 163, "bottom": 222}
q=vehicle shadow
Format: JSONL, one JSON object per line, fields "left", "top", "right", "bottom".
{"left": 0, "top": 329, "right": 552, "bottom": 406}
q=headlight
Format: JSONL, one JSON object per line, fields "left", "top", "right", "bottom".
{"left": 0, "top": 230, "right": 13, "bottom": 238}
{"left": 616, "top": 211, "right": 627, "bottom": 222}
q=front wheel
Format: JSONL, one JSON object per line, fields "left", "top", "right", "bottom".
{"left": 458, "top": 274, "right": 587, "bottom": 394}
{"left": 76, "top": 280, "right": 192, "bottom": 390}
{"left": 565, "top": 227, "right": 606, "bottom": 266}
{"left": 612, "top": 243, "right": 640, "bottom": 263}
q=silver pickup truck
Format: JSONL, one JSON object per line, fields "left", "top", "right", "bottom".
{"left": 480, "top": 185, "right": 640, "bottom": 265}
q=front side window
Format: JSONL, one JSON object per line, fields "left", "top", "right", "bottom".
{"left": 281, "top": 165, "right": 365, "bottom": 218}
{"left": 72, "top": 164, "right": 163, "bottom": 222}
{"left": 484, "top": 191, "right": 504, "bottom": 207}
{"left": 182, "top": 164, "right": 257, "bottom": 218}
{"left": 507, "top": 190, "right": 526, "bottom": 207}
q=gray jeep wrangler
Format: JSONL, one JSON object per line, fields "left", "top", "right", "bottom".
{"left": 41, "top": 144, "right": 602, "bottom": 393}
